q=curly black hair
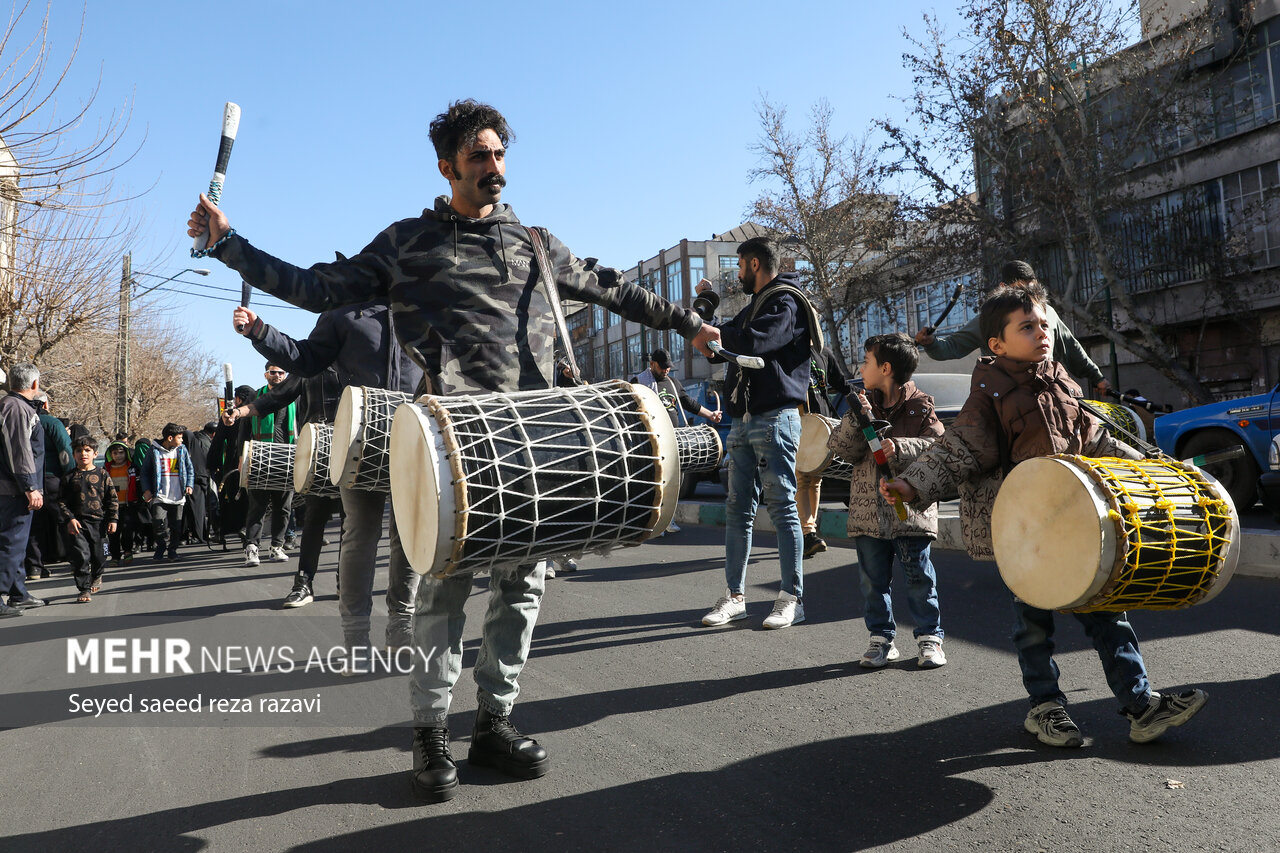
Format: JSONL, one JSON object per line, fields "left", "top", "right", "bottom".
{"left": 429, "top": 100, "right": 514, "bottom": 165}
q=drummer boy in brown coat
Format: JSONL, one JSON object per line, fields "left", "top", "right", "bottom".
{"left": 828, "top": 332, "right": 946, "bottom": 669}
{"left": 882, "top": 284, "right": 1208, "bottom": 747}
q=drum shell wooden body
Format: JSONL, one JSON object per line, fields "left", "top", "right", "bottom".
{"left": 675, "top": 424, "right": 723, "bottom": 474}
{"left": 238, "top": 440, "right": 295, "bottom": 492}
{"left": 796, "top": 413, "right": 854, "bottom": 480}
{"left": 992, "top": 455, "right": 1239, "bottom": 612}
{"left": 331, "top": 386, "right": 412, "bottom": 492}
{"left": 294, "top": 422, "right": 340, "bottom": 498}
{"left": 390, "top": 381, "right": 679, "bottom": 578}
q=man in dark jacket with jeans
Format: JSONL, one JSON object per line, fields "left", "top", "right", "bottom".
{"left": 232, "top": 300, "right": 422, "bottom": 641}
{"left": 700, "top": 237, "right": 814, "bottom": 632}
{"left": 0, "top": 364, "right": 48, "bottom": 615}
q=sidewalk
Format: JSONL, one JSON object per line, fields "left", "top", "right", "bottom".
{"left": 672, "top": 500, "right": 1280, "bottom": 580}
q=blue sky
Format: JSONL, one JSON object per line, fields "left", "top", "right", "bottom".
{"left": 39, "top": 1, "right": 965, "bottom": 390}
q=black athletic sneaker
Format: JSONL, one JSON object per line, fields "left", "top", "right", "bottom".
{"left": 282, "top": 582, "right": 313, "bottom": 609}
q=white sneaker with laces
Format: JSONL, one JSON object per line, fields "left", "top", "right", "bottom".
{"left": 917, "top": 635, "right": 947, "bottom": 668}
{"left": 701, "top": 590, "right": 747, "bottom": 626}
{"left": 762, "top": 591, "right": 804, "bottom": 629}
{"left": 244, "top": 544, "right": 260, "bottom": 567}
{"left": 859, "top": 635, "right": 900, "bottom": 668}
{"left": 269, "top": 546, "right": 290, "bottom": 562}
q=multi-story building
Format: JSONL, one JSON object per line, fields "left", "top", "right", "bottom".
{"left": 840, "top": 0, "right": 1280, "bottom": 404}
{"left": 567, "top": 223, "right": 774, "bottom": 388}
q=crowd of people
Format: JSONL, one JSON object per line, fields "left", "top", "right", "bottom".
{"left": 0, "top": 96, "right": 1210, "bottom": 808}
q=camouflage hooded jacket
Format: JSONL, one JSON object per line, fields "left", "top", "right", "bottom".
{"left": 212, "top": 197, "right": 703, "bottom": 396}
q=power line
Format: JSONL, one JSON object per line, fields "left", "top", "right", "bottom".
{"left": 137, "top": 283, "right": 310, "bottom": 311}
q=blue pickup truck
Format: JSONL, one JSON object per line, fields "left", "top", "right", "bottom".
{"left": 1153, "top": 378, "right": 1280, "bottom": 509}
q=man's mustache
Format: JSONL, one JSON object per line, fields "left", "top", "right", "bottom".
{"left": 481, "top": 175, "right": 506, "bottom": 188}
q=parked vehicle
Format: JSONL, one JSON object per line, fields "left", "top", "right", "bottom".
{"left": 1153, "top": 373, "right": 1279, "bottom": 509}
{"left": 1259, "top": 433, "right": 1280, "bottom": 521}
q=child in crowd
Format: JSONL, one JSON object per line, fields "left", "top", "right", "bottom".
{"left": 58, "top": 436, "right": 118, "bottom": 602}
{"left": 828, "top": 333, "right": 946, "bottom": 669}
{"left": 103, "top": 440, "right": 139, "bottom": 566}
{"left": 882, "top": 284, "right": 1207, "bottom": 746}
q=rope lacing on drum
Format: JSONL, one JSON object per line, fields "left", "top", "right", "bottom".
{"left": 1071, "top": 456, "right": 1233, "bottom": 612}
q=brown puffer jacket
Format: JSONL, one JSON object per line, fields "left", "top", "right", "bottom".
{"left": 897, "top": 357, "right": 1138, "bottom": 560}
{"left": 827, "top": 381, "right": 944, "bottom": 540}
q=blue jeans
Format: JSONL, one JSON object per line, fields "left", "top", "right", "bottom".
{"left": 724, "top": 406, "right": 803, "bottom": 599}
{"left": 409, "top": 561, "right": 546, "bottom": 725}
{"left": 853, "top": 535, "right": 942, "bottom": 640}
{"left": 1011, "top": 597, "right": 1151, "bottom": 715}
{"left": 0, "top": 494, "right": 34, "bottom": 600}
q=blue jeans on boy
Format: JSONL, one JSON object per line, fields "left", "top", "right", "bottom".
{"left": 724, "top": 406, "right": 803, "bottom": 599}
{"left": 853, "top": 535, "right": 942, "bottom": 640}
{"left": 1011, "top": 598, "right": 1151, "bottom": 715}
{"left": 409, "top": 560, "right": 546, "bottom": 724}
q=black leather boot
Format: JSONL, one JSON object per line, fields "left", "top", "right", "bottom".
{"left": 468, "top": 707, "right": 550, "bottom": 779}
{"left": 410, "top": 726, "right": 458, "bottom": 802}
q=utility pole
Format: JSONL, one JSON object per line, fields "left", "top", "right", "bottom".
{"left": 116, "top": 252, "right": 130, "bottom": 437}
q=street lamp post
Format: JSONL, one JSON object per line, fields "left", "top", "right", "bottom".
{"left": 115, "top": 253, "right": 210, "bottom": 437}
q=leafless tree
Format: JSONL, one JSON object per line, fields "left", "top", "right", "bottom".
{"left": 880, "top": 0, "right": 1249, "bottom": 403}
{"left": 748, "top": 98, "right": 898, "bottom": 368}
{"left": 0, "top": 1, "right": 144, "bottom": 369}
{"left": 43, "top": 319, "right": 218, "bottom": 442}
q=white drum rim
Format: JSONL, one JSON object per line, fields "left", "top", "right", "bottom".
{"left": 331, "top": 385, "right": 366, "bottom": 488}
{"left": 796, "top": 413, "right": 839, "bottom": 475}
{"left": 389, "top": 401, "right": 452, "bottom": 576}
{"left": 237, "top": 440, "right": 254, "bottom": 482}
{"left": 294, "top": 423, "right": 319, "bottom": 493}
{"left": 992, "top": 456, "right": 1120, "bottom": 611}
{"left": 631, "top": 382, "right": 679, "bottom": 538}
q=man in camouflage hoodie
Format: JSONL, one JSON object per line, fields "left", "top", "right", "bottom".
{"left": 189, "top": 99, "right": 720, "bottom": 802}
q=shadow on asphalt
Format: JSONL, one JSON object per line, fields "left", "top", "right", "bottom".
{"left": 11, "top": 668, "right": 1280, "bottom": 852}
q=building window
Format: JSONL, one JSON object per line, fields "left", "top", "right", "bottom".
{"left": 687, "top": 256, "right": 705, "bottom": 297}
{"left": 607, "top": 341, "right": 624, "bottom": 378}
{"left": 1218, "top": 159, "right": 1280, "bottom": 268}
{"left": 593, "top": 346, "right": 606, "bottom": 381}
{"left": 665, "top": 260, "right": 682, "bottom": 304}
{"left": 667, "top": 330, "right": 685, "bottom": 366}
{"left": 718, "top": 255, "right": 738, "bottom": 289}
{"left": 626, "top": 333, "right": 645, "bottom": 376}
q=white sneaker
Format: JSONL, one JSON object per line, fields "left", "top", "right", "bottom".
{"left": 859, "top": 635, "right": 900, "bottom": 668}
{"left": 243, "top": 544, "right": 260, "bottom": 567}
{"left": 917, "top": 635, "right": 947, "bottom": 668}
{"left": 269, "top": 546, "right": 289, "bottom": 562}
{"left": 762, "top": 591, "right": 804, "bottom": 629}
{"left": 701, "top": 590, "right": 747, "bottom": 626}
{"left": 667, "top": 522, "right": 682, "bottom": 533}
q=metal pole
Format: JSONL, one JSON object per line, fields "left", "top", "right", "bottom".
{"left": 1105, "top": 284, "right": 1120, "bottom": 391}
{"left": 116, "top": 252, "right": 131, "bottom": 436}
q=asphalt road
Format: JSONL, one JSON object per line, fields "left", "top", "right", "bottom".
{"left": 3, "top": 513, "right": 1279, "bottom": 852}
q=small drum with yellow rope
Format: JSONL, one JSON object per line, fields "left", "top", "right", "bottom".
{"left": 1086, "top": 400, "right": 1147, "bottom": 443}
{"left": 796, "top": 413, "right": 854, "bottom": 480}
{"left": 389, "top": 380, "right": 679, "bottom": 578}
{"left": 992, "top": 454, "right": 1239, "bottom": 612}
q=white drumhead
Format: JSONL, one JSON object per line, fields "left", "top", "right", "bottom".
{"left": 238, "top": 440, "right": 256, "bottom": 482}
{"left": 631, "top": 383, "right": 680, "bottom": 538}
{"left": 294, "top": 424, "right": 318, "bottom": 493}
{"left": 331, "top": 385, "right": 365, "bottom": 487}
{"left": 389, "top": 401, "right": 452, "bottom": 576}
{"left": 796, "top": 413, "right": 838, "bottom": 475}
{"left": 992, "top": 456, "right": 1120, "bottom": 610}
